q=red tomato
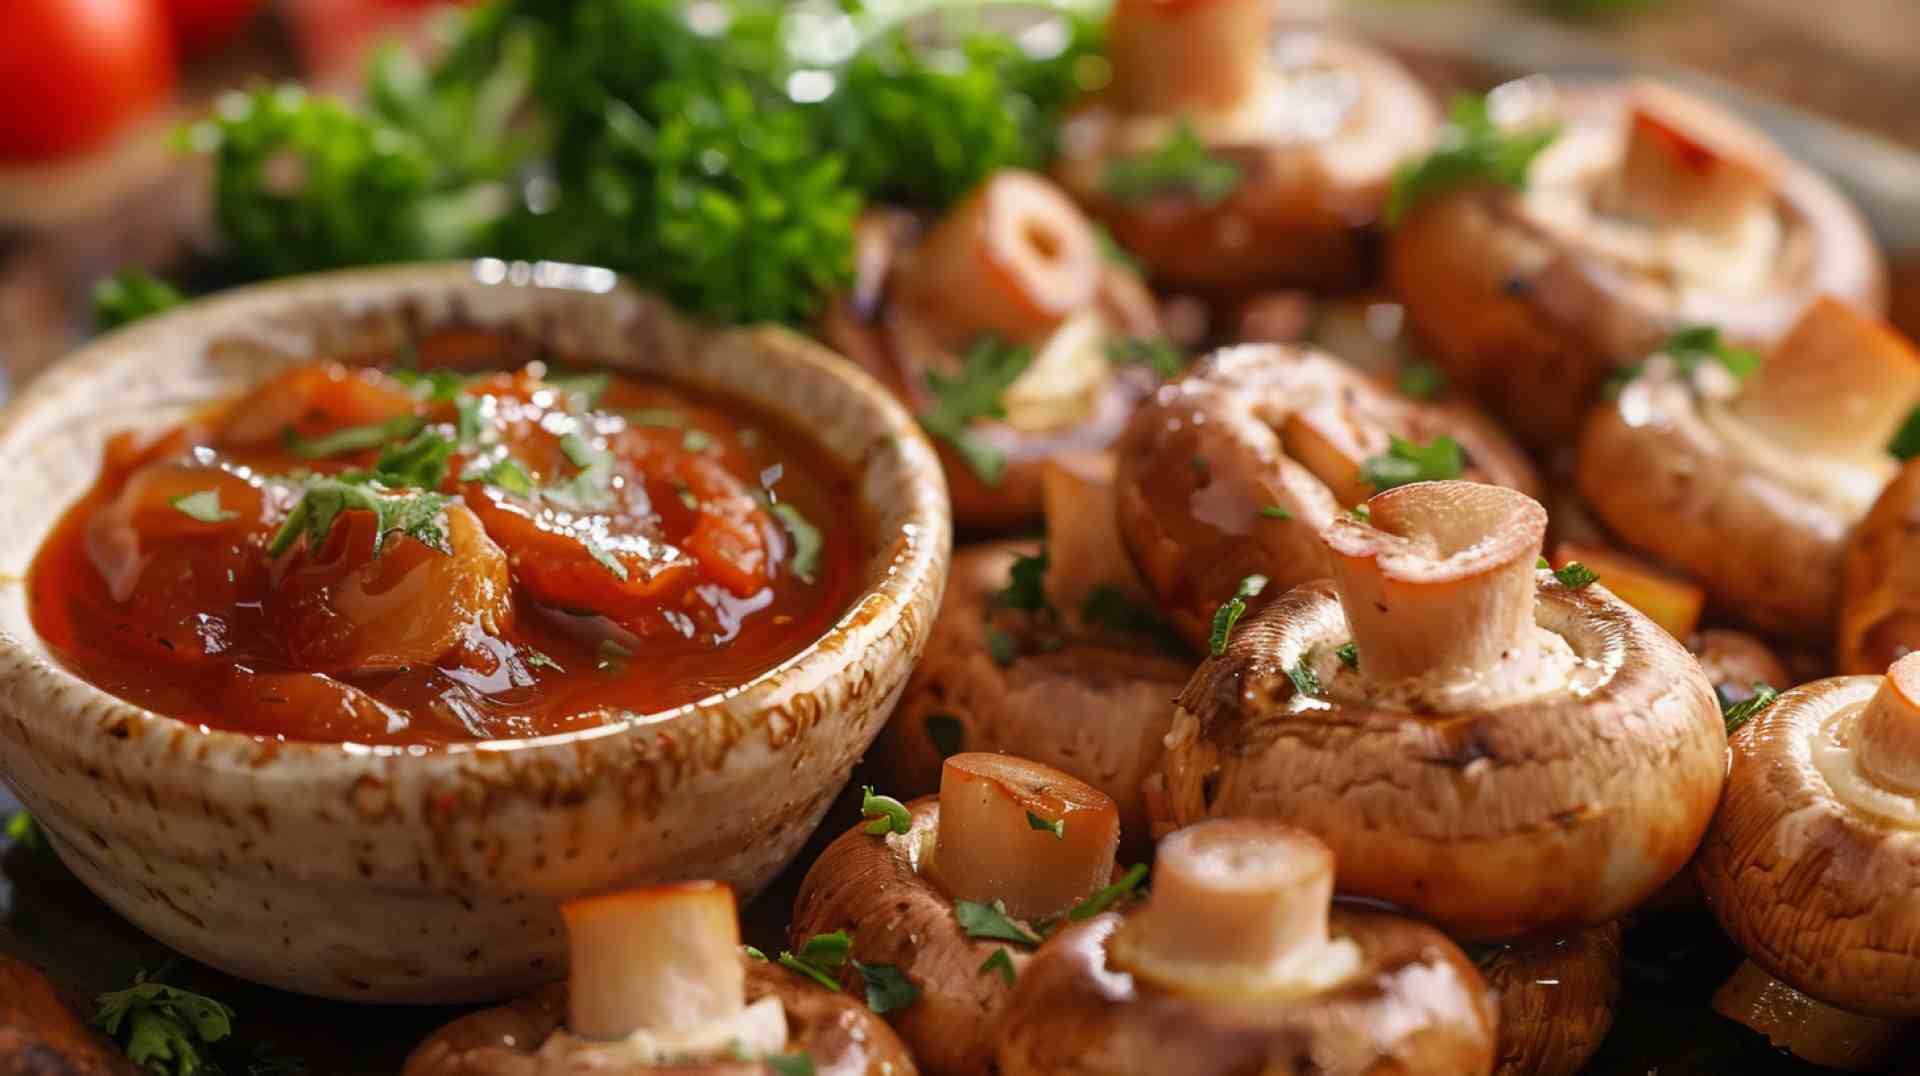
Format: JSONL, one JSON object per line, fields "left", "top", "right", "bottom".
{"left": 165, "top": 0, "right": 262, "bottom": 56}
{"left": 0, "top": 0, "right": 177, "bottom": 161}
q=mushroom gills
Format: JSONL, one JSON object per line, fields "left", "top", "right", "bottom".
{"left": 1712, "top": 960, "right": 1911, "bottom": 1071}
{"left": 926, "top": 753, "right": 1122, "bottom": 922}
{"left": 553, "top": 882, "right": 788, "bottom": 1063}
{"left": 1108, "top": 819, "right": 1361, "bottom": 1000}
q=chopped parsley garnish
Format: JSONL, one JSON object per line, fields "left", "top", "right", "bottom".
{"left": 1103, "top": 121, "right": 1240, "bottom": 206}
{"left": 1026, "top": 811, "right": 1065, "bottom": 840}
{"left": 769, "top": 502, "right": 822, "bottom": 584}
{"left": 979, "top": 948, "right": 1016, "bottom": 986}
{"left": 1397, "top": 362, "right": 1447, "bottom": 400}
{"left": 1551, "top": 561, "right": 1600, "bottom": 590}
{"left": 777, "top": 931, "right": 852, "bottom": 992}
{"left": 454, "top": 396, "right": 488, "bottom": 446}
{"left": 1259, "top": 505, "right": 1293, "bottom": 520}
{"left": 985, "top": 626, "right": 1017, "bottom": 667}
{"left": 1349, "top": 504, "right": 1371, "bottom": 522}
{"left": 681, "top": 429, "right": 713, "bottom": 453}
{"left": 765, "top": 1053, "right": 816, "bottom": 1076}
{"left": 955, "top": 899, "right": 1041, "bottom": 946}
{"left": 1890, "top": 406, "right": 1920, "bottom": 461}
{"left": 596, "top": 638, "right": 633, "bottom": 672}
{"left": 1361, "top": 435, "right": 1464, "bottom": 491}
{"left": 1288, "top": 653, "right": 1322, "bottom": 698}
{"left": 388, "top": 369, "right": 466, "bottom": 402}
{"left": 523, "top": 649, "right": 564, "bottom": 673}
{"left": 852, "top": 961, "right": 918, "bottom": 1015}
{"left": 1610, "top": 325, "right": 1763, "bottom": 395}
{"left": 1106, "top": 336, "right": 1184, "bottom": 379}
{"left": 860, "top": 786, "right": 912, "bottom": 836}
{"left": 545, "top": 432, "right": 618, "bottom": 518}
{"left": 920, "top": 338, "right": 1033, "bottom": 485}
{"left": 1721, "top": 683, "right": 1779, "bottom": 736}
{"left": 170, "top": 490, "right": 238, "bottom": 524}
{"left": 744, "top": 946, "right": 768, "bottom": 961}
{"left": 1081, "top": 586, "right": 1184, "bottom": 653}
{"left": 1208, "top": 574, "right": 1269, "bottom": 657}
{"left": 626, "top": 409, "right": 687, "bottom": 428}
{"left": 470, "top": 457, "right": 534, "bottom": 496}
{"left": 92, "top": 268, "right": 184, "bottom": 332}
{"left": 1386, "top": 94, "right": 1559, "bottom": 225}
{"left": 996, "top": 549, "right": 1051, "bottom": 613}
{"left": 1068, "top": 863, "right": 1149, "bottom": 921}
{"left": 5, "top": 810, "right": 46, "bottom": 854}
{"left": 266, "top": 479, "right": 453, "bottom": 559}
{"left": 285, "top": 414, "right": 427, "bottom": 460}
{"left": 925, "top": 714, "right": 965, "bottom": 759}
{"left": 547, "top": 370, "right": 611, "bottom": 409}
{"left": 1095, "top": 224, "right": 1141, "bottom": 271}
{"left": 1336, "top": 642, "right": 1359, "bottom": 669}
{"left": 92, "top": 970, "right": 236, "bottom": 1076}
{"left": 369, "top": 428, "right": 455, "bottom": 489}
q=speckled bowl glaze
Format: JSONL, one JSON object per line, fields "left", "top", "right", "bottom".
{"left": 0, "top": 262, "right": 951, "bottom": 1004}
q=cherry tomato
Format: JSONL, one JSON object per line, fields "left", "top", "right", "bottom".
{"left": 165, "top": 0, "right": 262, "bottom": 57}
{"left": 0, "top": 0, "right": 177, "bottom": 161}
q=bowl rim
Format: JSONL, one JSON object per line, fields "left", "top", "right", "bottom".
{"left": 0, "top": 260, "right": 952, "bottom": 763}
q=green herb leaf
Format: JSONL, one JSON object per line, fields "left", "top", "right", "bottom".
{"left": 1397, "top": 362, "right": 1447, "bottom": 400}
{"left": 523, "top": 649, "right": 563, "bottom": 673}
{"left": 371, "top": 428, "right": 456, "bottom": 489}
{"left": 766, "top": 1053, "right": 816, "bottom": 1076}
{"left": 5, "top": 810, "right": 46, "bottom": 854}
{"left": 1336, "top": 642, "right": 1359, "bottom": 669}
{"left": 1552, "top": 561, "right": 1599, "bottom": 590}
{"left": 744, "top": 945, "right": 768, "bottom": 961}
{"left": 1349, "top": 504, "right": 1371, "bottom": 522}
{"left": 770, "top": 502, "right": 823, "bottom": 585}
{"left": 776, "top": 953, "right": 842, "bottom": 992}
{"left": 852, "top": 961, "right": 919, "bottom": 1015}
{"left": 1721, "top": 683, "right": 1779, "bottom": 736}
{"left": 978, "top": 947, "right": 1016, "bottom": 986}
{"left": 596, "top": 638, "right": 634, "bottom": 672}
{"left": 285, "top": 414, "right": 428, "bottom": 460}
{"left": 860, "top": 786, "right": 912, "bottom": 836}
{"left": 388, "top": 369, "right": 467, "bottom": 402}
{"left": 1386, "top": 94, "right": 1559, "bottom": 225}
{"left": 1361, "top": 436, "right": 1465, "bottom": 491}
{"left": 1890, "top": 406, "right": 1920, "bottom": 462}
{"left": 1259, "top": 505, "right": 1293, "bottom": 520}
{"left": 92, "top": 268, "right": 185, "bottom": 332}
{"left": 548, "top": 370, "right": 611, "bottom": 409}
{"left": 93, "top": 971, "right": 236, "bottom": 1076}
{"left": 997, "top": 549, "right": 1051, "bottom": 613}
{"left": 1068, "top": 863, "right": 1150, "bottom": 921}
{"left": 626, "top": 409, "right": 687, "bottom": 428}
{"left": 1026, "top": 811, "right": 1065, "bottom": 840}
{"left": 473, "top": 457, "right": 535, "bottom": 496}
{"left": 1664, "top": 326, "right": 1762, "bottom": 379}
{"left": 169, "top": 490, "right": 239, "bottom": 524}
{"left": 920, "top": 338, "right": 1033, "bottom": 484}
{"left": 1103, "top": 121, "right": 1241, "bottom": 206}
{"left": 1105, "top": 336, "right": 1184, "bottom": 379}
{"left": 955, "top": 899, "right": 1041, "bottom": 946}
{"left": 1208, "top": 574, "right": 1269, "bottom": 657}
{"left": 681, "top": 429, "right": 713, "bottom": 453}
{"left": 267, "top": 478, "right": 453, "bottom": 559}
{"left": 778, "top": 931, "right": 852, "bottom": 992}
{"left": 985, "top": 626, "right": 1017, "bottom": 667}
{"left": 1081, "top": 586, "right": 1184, "bottom": 654}
{"left": 925, "top": 713, "right": 965, "bottom": 759}
{"left": 1288, "top": 654, "right": 1322, "bottom": 698}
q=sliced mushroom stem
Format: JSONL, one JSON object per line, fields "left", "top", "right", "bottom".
{"left": 1610, "top": 80, "right": 1782, "bottom": 233}
{"left": 1109, "top": 820, "right": 1360, "bottom": 998}
{"left": 900, "top": 170, "right": 1100, "bottom": 347}
{"left": 1321, "top": 481, "right": 1548, "bottom": 686}
{"left": 1279, "top": 412, "right": 1375, "bottom": 508}
{"left": 1041, "top": 455, "right": 1151, "bottom": 620}
{"left": 928, "top": 753, "right": 1122, "bottom": 922}
{"left": 1105, "top": 0, "right": 1270, "bottom": 117}
{"left": 1727, "top": 297, "right": 1920, "bottom": 459}
{"left": 1712, "top": 959, "right": 1910, "bottom": 1071}
{"left": 1856, "top": 652, "right": 1920, "bottom": 794}
{"left": 561, "top": 881, "right": 746, "bottom": 1042}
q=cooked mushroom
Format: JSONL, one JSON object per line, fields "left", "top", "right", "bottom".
{"left": 403, "top": 880, "right": 913, "bottom": 1075}
{"left": 1113, "top": 344, "right": 1539, "bottom": 651}
{"left": 819, "top": 170, "right": 1167, "bottom": 531}
{"left": 1842, "top": 454, "right": 1920, "bottom": 674}
{"left": 790, "top": 754, "right": 1122, "bottom": 1076}
{"left": 0, "top": 954, "right": 137, "bottom": 1075}
{"left": 1474, "top": 924, "right": 1624, "bottom": 1076}
{"left": 1579, "top": 297, "right": 1920, "bottom": 642}
{"left": 1157, "top": 481, "right": 1726, "bottom": 938}
{"left": 997, "top": 819, "right": 1497, "bottom": 1075}
{"left": 1389, "top": 77, "right": 1887, "bottom": 445}
{"left": 1696, "top": 653, "right": 1920, "bottom": 1069}
{"left": 1054, "top": 0, "right": 1437, "bottom": 293}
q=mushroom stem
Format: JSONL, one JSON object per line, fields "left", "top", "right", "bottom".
{"left": 1712, "top": 960, "right": 1910, "bottom": 1071}
{"left": 1109, "top": 820, "right": 1361, "bottom": 998}
{"left": 1041, "top": 455, "right": 1151, "bottom": 621}
{"left": 900, "top": 170, "right": 1100, "bottom": 348}
{"left": 1856, "top": 652, "right": 1920, "bottom": 794}
{"left": 1610, "top": 80, "right": 1782, "bottom": 234}
{"left": 1726, "top": 297, "right": 1920, "bottom": 460}
{"left": 928, "top": 753, "right": 1122, "bottom": 922}
{"left": 1105, "top": 0, "right": 1270, "bottom": 117}
{"left": 561, "top": 882, "right": 747, "bottom": 1042}
{"left": 1321, "top": 481, "right": 1549, "bottom": 688}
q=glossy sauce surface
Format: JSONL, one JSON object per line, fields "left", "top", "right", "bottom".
{"left": 29, "top": 340, "right": 865, "bottom": 745}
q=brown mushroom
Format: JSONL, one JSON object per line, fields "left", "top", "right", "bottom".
{"left": 1696, "top": 653, "right": 1920, "bottom": 1069}
{"left": 1114, "top": 343, "right": 1539, "bottom": 651}
{"left": 1579, "top": 297, "right": 1920, "bottom": 642}
{"left": 997, "top": 819, "right": 1497, "bottom": 1075}
{"left": 819, "top": 171, "right": 1167, "bottom": 531}
{"left": 790, "top": 754, "right": 1122, "bottom": 1076}
{"left": 1055, "top": 0, "right": 1437, "bottom": 293}
{"left": 403, "top": 881, "right": 913, "bottom": 1075}
{"left": 1841, "top": 454, "right": 1920, "bottom": 674}
{"left": 1156, "top": 480, "right": 1726, "bottom": 938}
{"left": 1473, "top": 924, "right": 1625, "bottom": 1076}
{"left": 871, "top": 457, "right": 1191, "bottom": 839}
{"left": 0, "top": 954, "right": 137, "bottom": 1075}
{"left": 1389, "top": 77, "right": 1887, "bottom": 445}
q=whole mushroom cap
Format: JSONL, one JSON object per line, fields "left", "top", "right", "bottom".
{"left": 1113, "top": 344, "right": 1539, "bottom": 651}
{"left": 1476, "top": 924, "right": 1624, "bottom": 1076}
{"left": 399, "top": 957, "right": 914, "bottom": 1076}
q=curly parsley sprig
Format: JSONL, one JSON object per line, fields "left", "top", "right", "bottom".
{"left": 1386, "top": 94, "right": 1559, "bottom": 225}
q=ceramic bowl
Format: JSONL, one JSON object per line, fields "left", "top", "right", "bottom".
{"left": 0, "top": 261, "right": 951, "bottom": 1003}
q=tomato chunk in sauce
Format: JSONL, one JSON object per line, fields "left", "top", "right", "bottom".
{"left": 30, "top": 351, "right": 864, "bottom": 744}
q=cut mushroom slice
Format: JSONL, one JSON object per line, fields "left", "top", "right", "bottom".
{"left": 1475, "top": 924, "right": 1625, "bottom": 1076}
{"left": 1842, "top": 456, "right": 1920, "bottom": 673}
{"left": 790, "top": 756, "right": 1122, "bottom": 1076}
{"left": 998, "top": 821, "right": 1497, "bottom": 1076}
{"left": 1579, "top": 299, "right": 1920, "bottom": 642}
{"left": 1389, "top": 77, "right": 1886, "bottom": 446}
{"left": 1156, "top": 481, "right": 1726, "bottom": 938}
{"left": 1114, "top": 344, "right": 1538, "bottom": 651}
{"left": 1696, "top": 655, "right": 1920, "bottom": 1069}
